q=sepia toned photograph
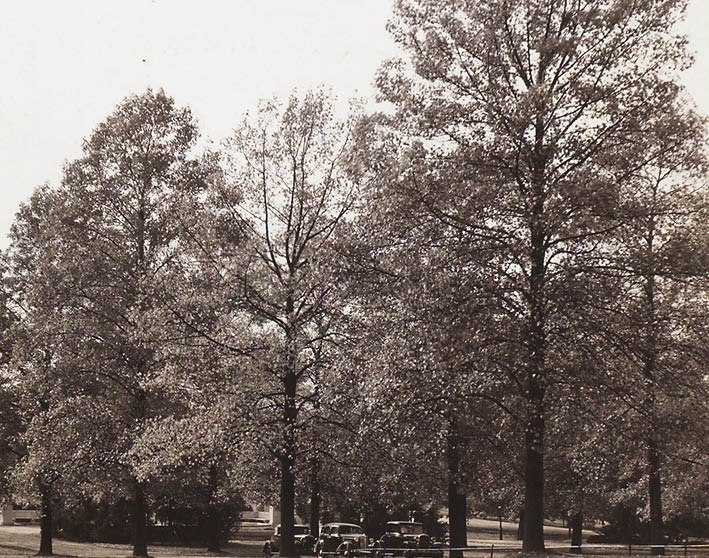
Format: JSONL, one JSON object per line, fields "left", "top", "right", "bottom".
{"left": 1, "top": 1, "right": 708, "bottom": 557}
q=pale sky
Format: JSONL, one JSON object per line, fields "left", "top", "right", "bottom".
{"left": 1, "top": 0, "right": 708, "bottom": 249}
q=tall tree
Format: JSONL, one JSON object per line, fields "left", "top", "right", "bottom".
{"left": 352, "top": 50, "right": 523, "bottom": 558}
{"left": 54, "top": 89, "right": 210, "bottom": 557}
{"left": 4, "top": 185, "right": 85, "bottom": 556}
{"left": 376, "top": 0, "right": 696, "bottom": 550}
{"left": 205, "top": 90, "right": 360, "bottom": 557}
{"left": 339, "top": 209, "right": 505, "bottom": 557}
{"left": 0, "top": 254, "right": 18, "bottom": 497}
{"left": 605, "top": 103, "right": 708, "bottom": 553}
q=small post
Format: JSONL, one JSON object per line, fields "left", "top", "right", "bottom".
{"left": 684, "top": 541, "right": 688, "bottom": 557}
{"left": 490, "top": 544, "right": 494, "bottom": 558}
{"left": 628, "top": 543, "right": 632, "bottom": 556}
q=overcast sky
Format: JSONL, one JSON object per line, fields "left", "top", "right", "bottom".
{"left": 1, "top": 0, "right": 708, "bottom": 249}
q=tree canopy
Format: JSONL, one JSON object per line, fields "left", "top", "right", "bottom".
{"left": 2, "top": 3, "right": 709, "bottom": 557}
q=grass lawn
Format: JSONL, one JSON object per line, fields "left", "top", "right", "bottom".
{"left": 0, "top": 525, "right": 264, "bottom": 557}
{"left": 1, "top": 524, "right": 705, "bottom": 558}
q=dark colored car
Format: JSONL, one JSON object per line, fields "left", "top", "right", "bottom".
{"left": 264, "top": 524, "right": 315, "bottom": 555}
{"left": 314, "top": 523, "right": 368, "bottom": 557}
{"left": 373, "top": 522, "right": 443, "bottom": 557}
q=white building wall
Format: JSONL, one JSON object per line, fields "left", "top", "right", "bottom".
{"left": 1, "top": 504, "right": 14, "bottom": 526}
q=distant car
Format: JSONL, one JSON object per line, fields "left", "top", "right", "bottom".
{"left": 314, "top": 523, "right": 368, "bottom": 557}
{"left": 264, "top": 524, "right": 315, "bottom": 555}
{"left": 373, "top": 522, "right": 443, "bottom": 557}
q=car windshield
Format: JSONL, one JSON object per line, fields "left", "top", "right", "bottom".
{"left": 295, "top": 526, "right": 309, "bottom": 535}
{"left": 389, "top": 523, "right": 424, "bottom": 535}
{"left": 339, "top": 525, "right": 363, "bottom": 535}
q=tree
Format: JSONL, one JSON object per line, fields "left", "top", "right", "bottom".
{"left": 341, "top": 226, "right": 506, "bottom": 556}
{"left": 376, "top": 0, "right": 697, "bottom": 550}
{"left": 3, "top": 185, "right": 97, "bottom": 556}
{"left": 130, "top": 411, "right": 247, "bottom": 552}
{"left": 0, "top": 254, "right": 19, "bottom": 500}
{"left": 203, "top": 89, "right": 360, "bottom": 557}
{"left": 602, "top": 103, "right": 709, "bottom": 553}
{"left": 52, "top": 89, "right": 210, "bottom": 557}
{"left": 348, "top": 109, "right": 532, "bottom": 556}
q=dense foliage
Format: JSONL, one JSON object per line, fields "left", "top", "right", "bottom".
{"left": 1, "top": 2, "right": 708, "bottom": 558}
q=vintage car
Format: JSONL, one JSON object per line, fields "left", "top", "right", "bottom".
{"left": 264, "top": 524, "right": 315, "bottom": 555}
{"left": 373, "top": 521, "right": 443, "bottom": 556}
{"left": 314, "top": 523, "right": 368, "bottom": 557}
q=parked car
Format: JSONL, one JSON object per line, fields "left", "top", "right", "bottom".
{"left": 314, "top": 523, "right": 368, "bottom": 557}
{"left": 264, "top": 524, "right": 315, "bottom": 555}
{"left": 373, "top": 522, "right": 443, "bottom": 557}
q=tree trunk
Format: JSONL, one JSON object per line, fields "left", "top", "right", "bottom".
{"left": 448, "top": 485, "right": 466, "bottom": 558}
{"left": 517, "top": 509, "right": 524, "bottom": 541}
{"left": 643, "top": 261, "right": 664, "bottom": 556}
{"left": 207, "top": 464, "right": 221, "bottom": 553}
{"left": 279, "top": 347, "right": 298, "bottom": 558}
{"left": 132, "top": 478, "right": 148, "bottom": 558}
{"left": 570, "top": 511, "right": 583, "bottom": 554}
{"left": 522, "top": 130, "right": 548, "bottom": 553}
{"left": 280, "top": 451, "right": 297, "bottom": 557}
{"left": 38, "top": 483, "right": 53, "bottom": 556}
{"left": 648, "top": 438, "right": 664, "bottom": 555}
{"left": 310, "top": 457, "right": 321, "bottom": 539}
{"left": 523, "top": 400, "right": 545, "bottom": 552}
{"left": 523, "top": 317, "right": 546, "bottom": 552}
{"left": 207, "top": 505, "right": 221, "bottom": 553}
{"left": 619, "top": 504, "right": 634, "bottom": 546}
{"left": 446, "top": 419, "right": 467, "bottom": 558}
{"left": 279, "top": 289, "right": 299, "bottom": 558}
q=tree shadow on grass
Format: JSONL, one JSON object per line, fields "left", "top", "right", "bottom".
{"left": 0, "top": 541, "right": 38, "bottom": 555}
{"left": 0, "top": 542, "right": 81, "bottom": 558}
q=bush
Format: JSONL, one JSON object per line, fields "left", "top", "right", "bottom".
{"left": 53, "top": 497, "right": 243, "bottom": 545}
{"left": 586, "top": 504, "right": 709, "bottom": 545}
{"left": 54, "top": 498, "right": 131, "bottom": 543}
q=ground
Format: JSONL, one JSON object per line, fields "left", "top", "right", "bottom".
{"left": 0, "top": 525, "right": 262, "bottom": 558}
{"left": 0, "top": 521, "right": 705, "bottom": 557}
